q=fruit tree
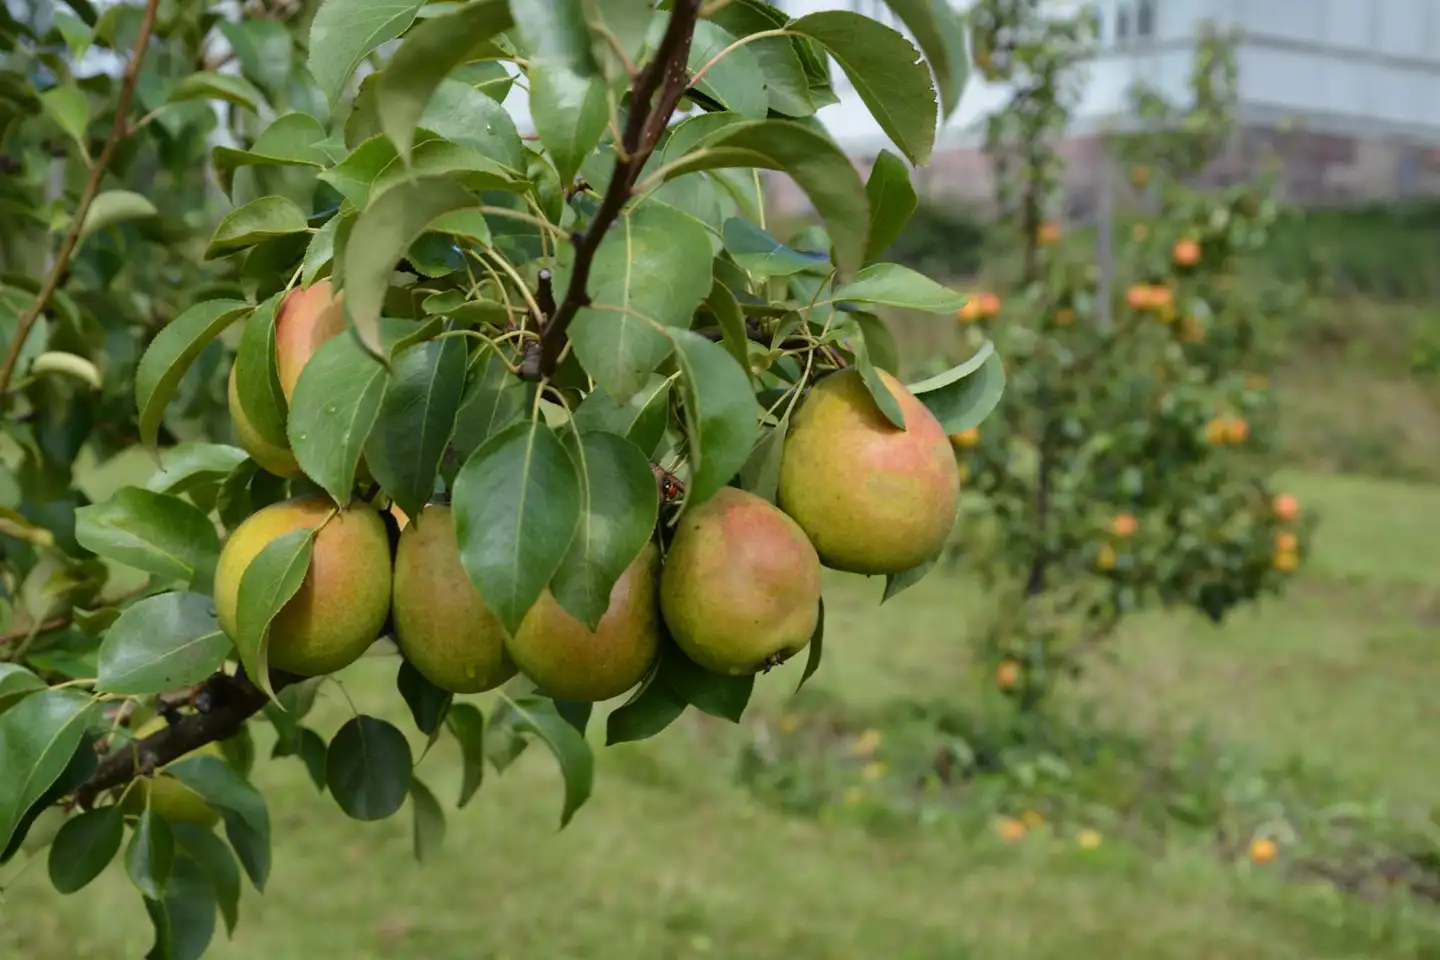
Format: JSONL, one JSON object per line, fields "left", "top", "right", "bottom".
{"left": 0, "top": 0, "right": 1003, "bottom": 952}
{"left": 944, "top": 3, "right": 1316, "bottom": 709}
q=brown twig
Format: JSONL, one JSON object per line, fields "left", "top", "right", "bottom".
{"left": 73, "top": 668, "right": 293, "bottom": 809}
{"left": 519, "top": 0, "right": 704, "bottom": 381}
{"left": 0, "top": 0, "right": 161, "bottom": 398}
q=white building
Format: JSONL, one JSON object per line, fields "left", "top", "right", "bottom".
{"left": 782, "top": 0, "right": 1440, "bottom": 204}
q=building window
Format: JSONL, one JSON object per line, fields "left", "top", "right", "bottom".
{"left": 1115, "top": 3, "right": 1130, "bottom": 40}
{"left": 1136, "top": 0, "right": 1155, "bottom": 37}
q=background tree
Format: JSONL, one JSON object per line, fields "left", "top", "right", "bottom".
{"left": 0, "top": 0, "right": 1001, "bottom": 954}
{"left": 945, "top": 2, "right": 1315, "bottom": 710}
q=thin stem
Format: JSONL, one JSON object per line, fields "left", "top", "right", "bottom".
{"left": 0, "top": 0, "right": 163, "bottom": 398}
{"left": 479, "top": 249, "right": 545, "bottom": 328}
{"left": 521, "top": 0, "right": 705, "bottom": 381}
{"left": 688, "top": 28, "right": 790, "bottom": 89}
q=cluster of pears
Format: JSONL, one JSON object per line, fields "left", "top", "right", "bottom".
{"left": 212, "top": 282, "right": 962, "bottom": 702}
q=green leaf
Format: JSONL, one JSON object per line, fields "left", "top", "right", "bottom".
{"left": 343, "top": 176, "right": 483, "bottom": 359}
{"left": 396, "top": 660, "right": 452, "bottom": 738}
{"left": 79, "top": 190, "right": 157, "bottom": 241}
{"left": 855, "top": 352, "right": 905, "bottom": 430}
{"left": 403, "top": 80, "right": 527, "bottom": 172}
{"left": 172, "top": 825, "right": 241, "bottom": 935}
{"left": 134, "top": 300, "right": 250, "bottom": 447}
{"left": 452, "top": 419, "right": 582, "bottom": 636}
{"left": 833, "top": 262, "right": 965, "bottom": 312}
{"left": 165, "top": 756, "right": 270, "bottom": 845}
{"left": 167, "top": 72, "right": 266, "bottom": 112}
{"left": 0, "top": 665, "right": 44, "bottom": 715}
{"left": 863, "top": 150, "right": 918, "bottom": 262}
{"left": 686, "top": 21, "right": 766, "bottom": 119}
{"left": 605, "top": 663, "right": 686, "bottom": 744}
{"left": 662, "top": 120, "right": 869, "bottom": 276}
{"left": 668, "top": 330, "right": 760, "bottom": 511}
{"left": 143, "top": 855, "right": 220, "bottom": 960}
{"left": 287, "top": 333, "right": 389, "bottom": 504}
{"left": 907, "top": 339, "right": 1006, "bottom": 433}
{"left": 145, "top": 444, "right": 249, "bottom": 496}
{"left": 53, "top": 11, "right": 94, "bottom": 56}
{"left": 664, "top": 647, "right": 753, "bottom": 722}
{"left": 212, "top": 113, "right": 330, "bottom": 195}
{"left": 570, "top": 376, "right": 671, "bottom": 458}
{"left": 795, "top": 596, "right": 824, "bottom": 692}
{"left": 221, "top": 809, "right": 270, "bottom": 892}
{"left": 74, "top": 488, "right": 220, "bottom": 587}
{"left": 565, "top": 201, "right": 714, "bottom": 400}
{"left": 503, "top": 695, "right": 594, "bottom": 828}
{"left": 409, "top": 778, "right": 445, "bottom": 862}
{"left": 325, "top": 715, "right": 413, "bottom": 821}
{"left": 789, "top": 11, "right": 937, "bottom": 165}
{"left": 880, "top": 0, "right": 969, "bottom": 118}
{"left": 218, "top": 18, "right": 293, "bottom": 94}
{"left": 699, "top": 277, "right": 751, "bottom": 373}
{"left": 853, "top": 311, "right": 899, "bottom": 376}
{"left": 529, "top": 66, "right": 608, "bottom": 186}
{"left": 550, "top": 431, "right": 659, "bottom": 631}
{"left": 706, "top": 0, "right": 814, "bottom": 116}
{"left": 882, "top": 554, "right": 937, "bottom": 603}
{"left": 450, "top": 345, "right": 531, "bottom": 460}
{"left": 309, "top": 0, "right": 426, "bottom": 106}
{"left": 722, "top": 217, "right": 829, "bottom": 279}
{"left": 125, "top": 809, "right": 174, "bottom": 900}
{"left": 510, "top": 0, "right": 599, "bottom": 73}
{"left": 48, "top": 806, "right": 123, "bottom": 894}
{"left": 96, "top": 593, "right": 228, "bottom": 696}
{"left": 376, "top": 0, "right": 514, "bottom": 160}
{"left": 302, "top": 216, "right": 342, "bottom": 285}
{"left": 233, "top": 529, "right": 315, "bottom": 697}
{"left": 444, "top": 702, "right": 485, "bottom": 808}
{"left": 205, "top": 197, "right": 310, "bottom": 260}
{"left": 233, "top": 295, "right": 289, "bottom": 450}
{"left": 364, "top": 336, "right": 467, "bottom": 519}
{"left": 39, "top": 82, "right": 88, "bottom": 154}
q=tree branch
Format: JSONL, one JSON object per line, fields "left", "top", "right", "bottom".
{"left": 72, "top": 668, "right": 292, "bottom": 810}
{"left": 0, "top": 0, "right": 162, "bottom": 398}
{"left": 0, "top": 584, "right": 151, "bottom": 655}
{"left": 519, "top": 0, "right": 704, "bottom": 381}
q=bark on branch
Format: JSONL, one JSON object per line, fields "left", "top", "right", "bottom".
{"left": 72, "top": 669, "right": 292, "bottom": 810}
{"left": 520, "top": 0, "right": 705, "bottom": 381}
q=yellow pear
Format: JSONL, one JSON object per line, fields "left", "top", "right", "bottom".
{"left": 213, "top": 497, "right": 392, "bottom": 677}
{"left": 119, "top": 717, "right": 224, "bottom": 828}
{"left": 507, "top": 542, "right": 661, "bottom": 702}
{"left": 227, "top": 364, "right": 301, "bottom": 479}
{"left": 777, "top": 368, "right": 960, "bottom": 574}
{"left": 660, "top": 487, "right": 821, "bottom": 675}
{"left": 391, "top": 505, "right": 516, "bottom": 694}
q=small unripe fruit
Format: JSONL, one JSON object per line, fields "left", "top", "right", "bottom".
{"left": 227, "top": 364, "right": 301, "bottom": 479}
{"left": 661, "top": 487, "right": 821, "bottom": 675}
{"left": 1273, "top": 549, "right": 1299, "bottom": 572}
{"left": 778, "top": 369, "right": 960, "bottom": 575}
{"left": 1095, "top": 543, "right": 1118, "bottom": 571}
{"left": 214, "top": 497, "right": 392, "bottom": 678}
{"left": 118, "top": 718, "right": 224, "bottom": 828}
{"left": 507, "top": 543, "right": 661, "bottom": 702}
{"left": 391, "top": 505, "right": 516, "bottom": 694}
{"left": 1275, "top": 531, "right": 1298, "bottom": 553}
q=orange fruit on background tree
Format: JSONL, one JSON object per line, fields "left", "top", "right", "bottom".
{"left": 951, "top": 426, "right": 980, "bottom": 449}
{"left": 1249, "top": 838, "right": 1278, "bottom": 863}
{"left": 1172, "top": 238, "right": 1201, "bottom": 267}
{"left": 958, "top": 298, "right": 984, "bottom": 323}
{"left": 1225, "top": 417, "right": 1250, "bottom": 444}
{"left": 1111, "top": 513, "right": 1137, "bottom": 538}
{"left": 1275, "top": 531, "right": 1298, "bottom": 553}
{"left": 1037, "top": 221, "right": 1062, "bottom": 245}
{"left": 1273, "top": 549, "right": 1299, "bottom": 572}
{"left": 1273, "top": 493, "right": 1299, "bottom": 521}
{"left": 996, "top": 659, "right": 1020, "bottom": 689}
{"left": 977, "top": 291, "right": 1002, "bottom": 317}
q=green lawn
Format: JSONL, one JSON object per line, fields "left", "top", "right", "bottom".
{"left": 2, "top": 468, "right": 1438, "bottom": 959}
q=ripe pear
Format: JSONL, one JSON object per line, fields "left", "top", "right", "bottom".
{"left": 777, "top": 368, "right": 960, "bottom": 575}
{"left": 227, "top": 364, "right": 301, "bottom": 478}
{"left": 213, "top": 496, "right": 392, "bottom": 678}
{"left": 274, "top": 279, "right": 346, "bottom": 401}
{"left": 660, "top": 487, "right": 821, "bottom": 675}
{"left": 391, "top": 505, "right": 516, "bottom": 694}
{"left": 507, "top": 542, "right": 661, "bottom": 702}
{"left": 118, "top": 717, "right": 224, "bottom": 828}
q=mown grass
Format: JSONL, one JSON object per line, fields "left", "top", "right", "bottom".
{"left": 3, "top": 468, "right": 1438, "bottom": 959}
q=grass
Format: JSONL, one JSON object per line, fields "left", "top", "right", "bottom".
{"left": 3, "top": 467, "right": 1440, "bottom": 958}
